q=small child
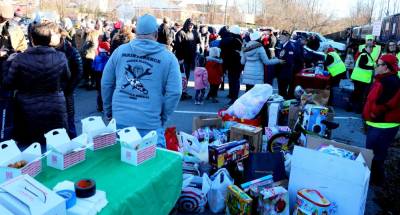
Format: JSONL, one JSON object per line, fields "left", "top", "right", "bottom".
{"left": 92, "top": 35, "right": 110, "bottom": 112}
{"left": 194, "top": 67, "right": 209, "bottom": 105}
{"left": 205, "top": 47, "right": 223, "bottom": 103}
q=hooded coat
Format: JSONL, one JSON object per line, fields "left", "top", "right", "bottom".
{"left": 174, "top": 18, "right": 200, "bottom": 62}
{"left": 3, "top": 46, "right": 70, "bottom": 144}
{"left": 241, "top": 40, "right": 280, "bottom": 85}
{"left": 102, "top": 39, "right": 182, "bottom": 129}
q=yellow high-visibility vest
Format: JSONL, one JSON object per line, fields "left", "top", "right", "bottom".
{"left": 358, "top": 44, "right": 381, "bottom": 62}
{"left": 351, "top": 53, "right": 375, "bottom": 83}
{"left": 326, "top": 52, "right": 346, "bottom": 77}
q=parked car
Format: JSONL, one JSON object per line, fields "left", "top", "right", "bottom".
{"left": 292, "top": 30, "right": 346, "bottom": 52}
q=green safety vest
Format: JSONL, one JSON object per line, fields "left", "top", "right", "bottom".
{"left": 326, "top": 52, "right": 346, "bottom": 77}
{"left": 351, "top": 53, "right": 375, "bottom": 83}
{"left": 366, "top": 121, "right": 400, "bottom": 129}
{"left": 396, "top": 52, "right": 400, "bottom": 78}
{"left": 358, "top": 44, "right": 381, "bottom": 62}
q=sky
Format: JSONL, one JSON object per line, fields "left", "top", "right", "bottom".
{"left": 184, "top": 0, "right": 355, "bottom": 18}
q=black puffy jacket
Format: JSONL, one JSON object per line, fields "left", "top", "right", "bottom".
{"left": 3, "top": 46, "right": 70, "bottom": 145}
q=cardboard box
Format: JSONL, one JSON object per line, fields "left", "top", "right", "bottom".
{"left": 0, "top": 140, "right": 42, "bottom": 183}
{"left": 289, "top": 137, "right": 372, "bottom": 215}
{"left": 208, "top": 140, "right": 249, "bottom": 169}
{"left": 192, "top": 116, "right": 223, "bottom": 132}
{"left": 81, "top": 116, "right": 117, "bottom": 151}
{"left": 0, "top": 174, "right": 66, "bottom": 215}
{"left": 118, "top": 127, "right": 157, "bottom": 166}
{"left": 226, "top": 185, "right": 252, "bottom": 215}
{"left": 259, "top": 186, "right": 289, "bottom": 215}
{"left": 230, "top": 124, "right": 263, "bottom": 152}
{"left": 45, "top": 128, "right": 87, "bottom": 170}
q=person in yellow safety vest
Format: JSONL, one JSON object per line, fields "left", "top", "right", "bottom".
{"left": 363, "top": 54, "right": 400, "bottom": 185}
{"left": 323, "top": 46, "right": 347, "bottom": 105}
{"left": 358, "top": 34, "right": 381, "bottom": 62}
{"left": 350, "top": 45, "right": 375, "bottom": 113}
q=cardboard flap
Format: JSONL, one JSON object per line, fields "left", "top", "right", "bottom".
{"left": 22, "top": 142, "right": 41, "bottom": 157}
{"left": 81, "top": 116, "right": 106, "bottom": 133}
{"left": 118, "top": 127, "right": 141, "bottom": 148}
{"left": 71, "top": 134, "right": 88, "bottom": 146}
{"left": 0, "top": 140, "right": 21, "bottom": 166}
{"left": 45, "top": 128, "right": 80, "bottom": 154}
{"left": 107, "top": 118, "right": 117, "bottom": 131}
{"left": 141, "top": 131, "right": 157, "bottom": 148}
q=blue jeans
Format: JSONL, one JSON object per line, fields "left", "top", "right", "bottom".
{"left": 117, "top": 124, "right": 166, "bottom": 148}
{"left": 366, "top": 125, "right": 399, "bottom": 183}
{"left": 195, "top": 89, "right": 205, "bottom": 102}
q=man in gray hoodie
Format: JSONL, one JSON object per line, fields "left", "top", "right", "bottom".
{"left": 102, "top": 14, "right": 182, "bottom": 147}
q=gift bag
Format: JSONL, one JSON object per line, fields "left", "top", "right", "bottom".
{"left": 208, "top": 168, "right": 234, "bottom": 213}
{"left": 0, "top": 94, "right": 14, "bottom": 142}
{"left": 243, "top": 152, "right": 286, "bottom": 182}
{"left": 165, "top": 127, "right": 179, "bottom": 152}
{"left": 177, "top": 174, "right": 211, "bottom": 214}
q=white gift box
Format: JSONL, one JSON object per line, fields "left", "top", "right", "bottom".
{"left": 45, "top": 128, "right": 87, "bottom": 170}
{"left": 0, "top": 140, "right": 42, "bottom": 183}
{"left": 0, "top": 174, "right": 66, "bottom": 215}
{"left": 81, "top": 116, "right": 117, "bottom": 151}
{"left": 118, "top": 127, "right": 157, "bottom": 166}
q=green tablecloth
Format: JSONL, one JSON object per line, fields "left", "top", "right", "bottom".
{"left": 36, "top": 145, "right": 182, "bottom": 215}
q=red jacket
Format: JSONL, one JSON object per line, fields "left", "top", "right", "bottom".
{"left": 363, "top": 71, "right": 400, "bottom": 122}
{"left": 205, "top": 58, "right": 223, "bottom": 85}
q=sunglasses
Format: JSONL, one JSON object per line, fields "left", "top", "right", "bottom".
{"left": 377, "top": 63, "right": 387, "bottom": 67}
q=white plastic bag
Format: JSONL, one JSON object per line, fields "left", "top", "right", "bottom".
{"left": 226, "top": 84, "right": 273, "bottom": 119}
{"left": 207, "top": 168, "right": 234, "bottom": 213}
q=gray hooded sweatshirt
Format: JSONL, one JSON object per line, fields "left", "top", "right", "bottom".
{"left": 101, "top": 39, "right": 182, "bottom": 129}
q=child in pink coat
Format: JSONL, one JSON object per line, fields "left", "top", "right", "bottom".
{"left": 194, "top": 67, "right": 209, "bottom": 105}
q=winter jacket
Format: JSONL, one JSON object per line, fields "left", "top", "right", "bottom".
{"left": 293, "top": 39, "right": 306, "bottom": 73}
{"left": 174, "top": 19, "right": 200, "bottom": 62}
{"left": 200, "top": 32, "right": 210, "bottom": 54}
{"left": 92, "top": 52, "right": 109, "bottom": 72}
{"left": 57, "top": 39, "right": 83, "bottom": 94}
{"left": 157, "top": 23, "right": 174, "bottom": 46}
{"left": 2, "top": 46, "right": 70, "bottom": 144}
{"left": 276, "top": 41, "right": 296, "bottom": 80}
{"left": 363, "top": 71, "right": 400, "bottom": 123}
{"left": 194, "top": 67, "right": 208, "bottom": 90}
{"left": 0, "top": 21, "right": 27, "bottom": 54}
{"left": 219, "top": 33, "right": 243, "bottom": 72}
{"left": 82, "top": 29, "right": 101, "bottom": 60}
{"left": 205, "top": 57, "right": 223, "bottom": 85}
{"left": 241, "top": 40, "right": 280, "bottom": 85}
{"left": 102, "top": 39, "right": 182, "bottom": 130}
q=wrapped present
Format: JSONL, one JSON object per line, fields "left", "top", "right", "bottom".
{"left": 240, "top": 175, "right": 274, "bottom": 194}
{"left": 0, "top": 140, "right": 42, "bottom": 183}
{"left": 259, "top": 186, "right": 289, "bottom": 215}
{"left": 226, "top": 185, "right": 252, "bottom": 215}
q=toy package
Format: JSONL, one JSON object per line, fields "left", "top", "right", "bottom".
{"left": 226, "top": 185, "right": 253, "bottom": 215}
{"left": 318, "top": 144, "right": 356, "bottom": 160}
{"left": 293, "top": 189, "right": 331, "bottom": 215}
{"left": 259, "top": 186, "right": 289, "bottom": 215}
{"left": 302, "top": 105, "right": 329, "bottom": 136}
{"left": 208, "top": 140, "right": 249, "bottom": 169}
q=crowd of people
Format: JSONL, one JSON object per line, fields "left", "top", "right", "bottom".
{"left": 1, "top": 1, "right": 400, "bottom": 186}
